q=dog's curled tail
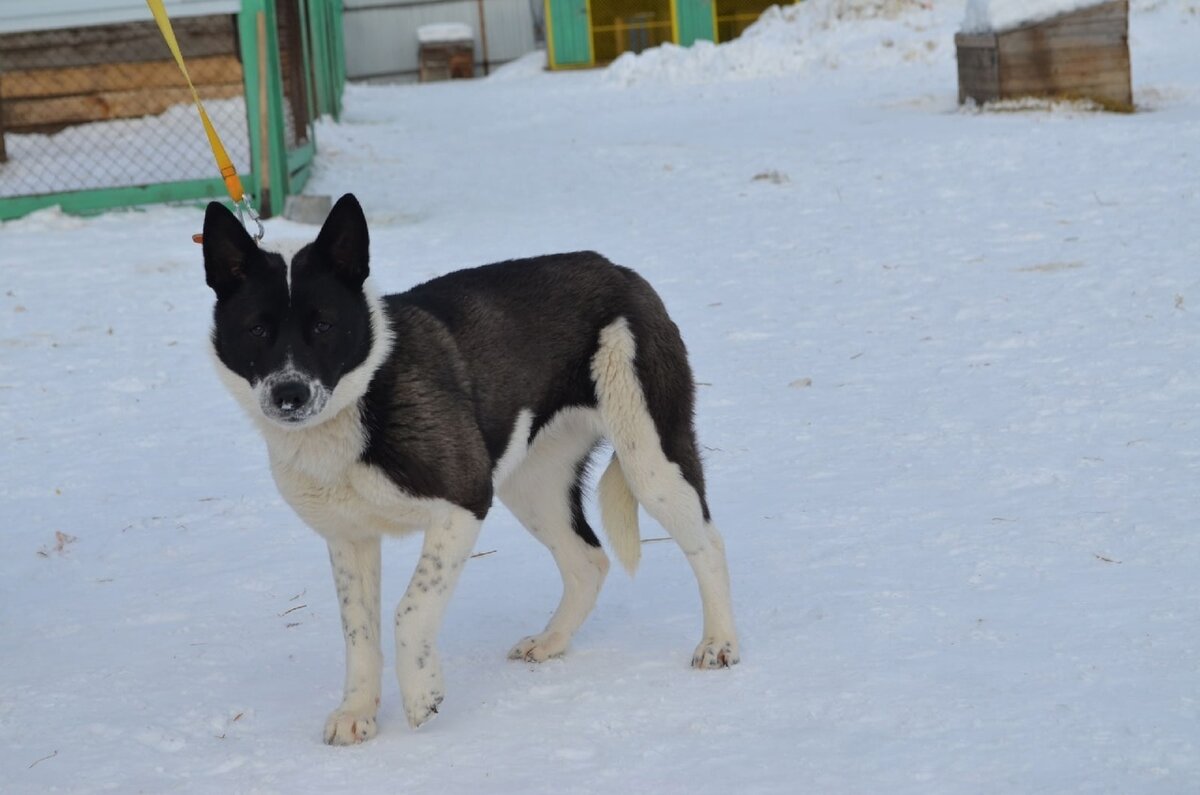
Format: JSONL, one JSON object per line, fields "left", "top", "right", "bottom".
{"left": 598, "top": 453, "right": 640, "bottom": 575}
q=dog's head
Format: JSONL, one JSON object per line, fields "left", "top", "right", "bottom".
{"left": 203, "top": 193, "right": 383, "bottom": 430}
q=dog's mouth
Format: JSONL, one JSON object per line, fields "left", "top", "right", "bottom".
{"left": 257, "top": 372, "right": 330, "bottom": 428}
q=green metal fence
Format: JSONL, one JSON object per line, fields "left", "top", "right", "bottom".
{"left": 0, "top": 0, "right": 345, "bottom": 221}
{"left": 545, "top": 0, "right": 789, "bottom": 69}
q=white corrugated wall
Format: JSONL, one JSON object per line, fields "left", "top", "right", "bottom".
{"left": 343, "top": 0, "right": 542, "bottom": 80}
{"left": 0, "top": 0, "right": 238, "bottom": 34}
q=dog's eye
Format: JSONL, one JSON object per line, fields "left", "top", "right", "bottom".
{"left": 249, "top": 324, "right": 267, "bottom": 338}
{"left": 313, "top": 320, "right": 332, "bottom": 335}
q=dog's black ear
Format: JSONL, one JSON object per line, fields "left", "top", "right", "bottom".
{"left": 314, "top": 193, "right": 369, "bottom": 287}
{"left": 202, "top": 201, "right": 259, "bottom": 300}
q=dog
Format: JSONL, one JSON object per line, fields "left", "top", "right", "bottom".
{"left": 201, "top": 193, "right": 738, "bottom": 744}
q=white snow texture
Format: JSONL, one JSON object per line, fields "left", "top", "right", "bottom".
{"left": 962, "top": 0, "right": 1111, "bottom": 33}
{"left": 2, "top": 0, "right": 1200, "bottom": 793}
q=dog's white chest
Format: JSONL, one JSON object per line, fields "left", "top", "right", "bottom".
{"left": 263, "top": 406, "right": 437, "bottom": 540}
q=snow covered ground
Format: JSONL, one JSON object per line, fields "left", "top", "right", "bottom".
{"left": 2, "top": 1, "right": 1199, "bottom": 792}
{"left": 962, "top": 0, "right": 1112, "bottom": 33}
{"left": 0, "top": 98, "right": 251, "bottom": 199}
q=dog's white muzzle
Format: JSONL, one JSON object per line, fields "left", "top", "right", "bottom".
{"left": 256, "top": 369, "right": 330, "bottom": 428}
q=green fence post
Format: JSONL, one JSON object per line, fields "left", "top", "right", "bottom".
{"left": 330, "top": 0, "right": 345, "bottom": 117}
{"left": 238, "top": 0, "right": 289, "bottom": 217}
{"left": 296, "top": 0, "right": 321, "bottom": 129}
{"left": 305, "top": 0, "right": 333, "bottom": 118}
{"left": 674, "top": 0, "right": 717, "bottom": 46}
{"left": 546, "top": 0, "right": 594, "bottom": 69}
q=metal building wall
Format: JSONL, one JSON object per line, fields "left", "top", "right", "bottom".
{"left": 0, "top": 0, "right": 238, "bottom": 34}
{"left": 343, "top": 0, "right": 540, "bottom": 80}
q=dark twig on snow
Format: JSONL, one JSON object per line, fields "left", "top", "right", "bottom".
{"left": 28, "top": 750, "right": 58, "bottom": 769}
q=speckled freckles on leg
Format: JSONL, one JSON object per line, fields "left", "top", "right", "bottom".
{"left": 324, "top": 537, "right": 384, "bottom": 745}
{"left": 393, "top": 507, "right": 482, "bottom": 729}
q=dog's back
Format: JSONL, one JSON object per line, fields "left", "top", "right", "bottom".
{"left": 364, "top": 252, "right": 704, "bottom": 515}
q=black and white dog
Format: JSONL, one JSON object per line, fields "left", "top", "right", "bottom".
{"left": 201, "top": 194, "right": 738, "bottom": 744}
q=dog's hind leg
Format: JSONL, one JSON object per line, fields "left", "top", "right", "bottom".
{"left": 592, "top": 316, "right": 739, "bottom": 668}
{"left": 324, "top": 536, "right": 383, "bottom": 745}
{"left": 393, "top": 505, "right": 482, "bottom": 728}
{"left": 497, "top": 410, "right": 610, "bottom": 662}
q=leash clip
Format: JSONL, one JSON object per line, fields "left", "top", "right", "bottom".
{"left": 236, "top": 196, "right": 265, "bottom": 244}
{"left": 190, "top": 197, "right": 263, "bottom": 246}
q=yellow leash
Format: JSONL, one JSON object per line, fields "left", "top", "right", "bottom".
{"left": 145, "top": 0, "right": 263, "bottom": 242}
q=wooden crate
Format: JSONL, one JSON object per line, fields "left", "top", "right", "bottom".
{"left": 418, "top": 41, "right": 475, "bottom": 82}
{"left": 955, "top": 0, "right": 1132, "bottom": 112}
{"left": 417, "top": 25, "right": 475, "bottom": 83}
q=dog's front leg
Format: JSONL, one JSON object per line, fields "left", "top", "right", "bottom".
{"left": 394, "top": 506, "right": 481, "bottom": 729}
{"left": 323, "top": 536, "right": 383, "bottom": 745}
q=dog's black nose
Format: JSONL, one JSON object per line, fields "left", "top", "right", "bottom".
{"left": 271, "top": 380, "right": 311, "bottom": 412}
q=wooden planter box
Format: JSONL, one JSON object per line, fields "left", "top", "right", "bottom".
{"left": 418, "top": 24, "right": 475, "bottom": 82}
{"left": 418, "top": 41, "right": 475, "bottom": 81}
{"left": 955, "top": 0, "right": 1132, "bottom": 112}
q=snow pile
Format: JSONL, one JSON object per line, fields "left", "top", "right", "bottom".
{"left": 416, "top": 23, "right": 474, "bottom": 44}
{"left": 604, "top": 0, "right": 952, "bottom": 87}
{"left": 962, "top": 0, "right": 1108, "bottom": 33}
{"left": 486, "top": 49, "right": 549, "bottom": 81}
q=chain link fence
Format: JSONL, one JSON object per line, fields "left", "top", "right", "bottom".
{"left": 0, "top": 14, "right": 250, "bottom": 199}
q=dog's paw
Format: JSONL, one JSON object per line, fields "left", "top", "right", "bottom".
{"left": 323, "top": 710, "right": 378, "bottom": 745}
{"left": 691, "top": 638, "right": 740, "bottom": 669}
{"left": 508, "top": 631, "right": 569, "bottom": 663}
{"left": 403, "top": 690, "right": 444, "bottom": 729}
{"left": 399, "top": 661, "right": 445, "bottom": 729}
